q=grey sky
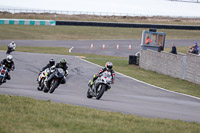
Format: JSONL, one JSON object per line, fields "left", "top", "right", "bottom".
{"left": 0, "top": 0, "right": 200, "bottom": 17}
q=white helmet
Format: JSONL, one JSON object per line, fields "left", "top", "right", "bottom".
{"left": 105, "top": 62, "right": 113, "bottom": 70}
{"left": 7, "top": 55, "right": 13, "bottom": 63}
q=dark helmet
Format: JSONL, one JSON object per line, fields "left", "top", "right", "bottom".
{"left": 105, "top": 62, "right": 113, "bottom": 70}
{"left": 60, "top": 58, "right": 67, "bottom": 66}
{"left": 49, "top": 59, "right": 55, "bottom": 66}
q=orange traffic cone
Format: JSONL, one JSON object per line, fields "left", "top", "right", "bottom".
{"left": 129, "top": 44, "right": 131, "bottom": 50}
{"left": 116, "top": 44, "right": 119, "bottom": 50}
{"left": 102, "top": 44, "right": 105, "bottom": 49}
{"left": 91, "top": 43, "right": 94, "bottom": 49}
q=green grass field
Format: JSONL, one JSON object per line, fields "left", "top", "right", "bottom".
{"left": 0, "top": 95, "right": 199, "bottom": 133}
{"left": 1, "top": 24, "right": 200, "bottom": 40}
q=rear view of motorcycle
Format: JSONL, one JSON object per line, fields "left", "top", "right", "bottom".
{"left": 0, "top": 65, "right": 9, "bottom": 85}
{"left": 87, "top": 71, "right": 112, "bottom": 100}
{"left": 43, "top": 68, "right": 65, "bottom": 93}
{"left": 6, "top": 42, "right": 16, "bottom": 55}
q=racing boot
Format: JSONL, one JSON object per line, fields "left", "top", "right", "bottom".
{"left": 3, "top": 78, "right": 6, "bottom": 83}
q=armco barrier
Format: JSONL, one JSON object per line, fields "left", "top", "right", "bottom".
{"left": 56, "top": 21, "right": 200, "bottom": 30}
{"left": 1, "top": 19, "right": 200, "bottom": 30}
{"left": 0, "top": 19, "right": 56, "bottom": 26}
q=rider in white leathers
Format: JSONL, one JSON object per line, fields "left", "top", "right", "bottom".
{"left": 7, "top": 41, "right": 16, "bottom": 54}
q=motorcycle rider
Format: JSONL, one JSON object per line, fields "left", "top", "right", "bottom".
{"left": 6, "top": 41, "right": 16, "bottom": 54}
{"left": 0, "top": 55, "right": 15, "bottom": 81}
{"left": 90, "top": 62, "right": 115, "bottom": 87}
{"left": 45, "top": 58, "right": 68, "bottom": 88}
{"left": 41, "top": 59, "right": 55, "bottom": 72}
{"left": 37, "top": 59, "right": 55, "bottom": 84}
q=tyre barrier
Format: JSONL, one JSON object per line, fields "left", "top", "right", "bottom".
{"left": 56, "top": 20, "right": 200, "bottom": 30}
{"left": 0, "top": 19, "right": 56, "bottom": 26}
{"left": 1, "top": 19, "right": 200, "bottom": 30}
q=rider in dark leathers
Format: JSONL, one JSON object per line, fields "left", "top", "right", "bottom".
{"left": 37, "top": 59, "right": 55, "bottom": 83}
{"left": 41, "top": 59, "right": 55, "bottom": 71}
{"left": 45, "top": 58, "right": 68, "bottom": 88}
{"left": 0, "top": 55, "right": 15, "bottom": 81}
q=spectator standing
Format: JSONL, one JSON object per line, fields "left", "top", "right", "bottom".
{"left": 170, "top": 43, "right": 177, "bottom": 54}
{"left": 194, "top": 42, "right": 199, "bottom": 54}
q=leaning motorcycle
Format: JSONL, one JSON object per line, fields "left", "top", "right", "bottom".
{"left": 43, "top": 68, "right": 65, "bottom": 93}
{"left": 87, "top": 71, "right": 112, "bottom": 100}
{"left": 6, "top": 46, "right": 15, "bottom": 54}
{"left": 0, "top": 65, "right": 8, "bottom": 85}
{"left": 37, "top": 68, "right": 50, "bottom": 91}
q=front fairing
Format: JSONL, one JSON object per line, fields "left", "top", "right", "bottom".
{"left": 0, "top": 67, "right": 8, "bottom": 77}
{"left": 54, "top": 68, "right": 65, "bottom": 79}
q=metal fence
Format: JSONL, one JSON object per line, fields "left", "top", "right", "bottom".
{"left": 0, "top": 8, "right": 200, "bottom": 18}
{"left": 170, "top": 0, "right": 199, "bottom": 3}
{"left": 0, "top": 8, "right": 145, "bottom": 17}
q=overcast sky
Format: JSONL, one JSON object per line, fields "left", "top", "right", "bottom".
{"left": 0, "top": 0, "right": 200, "bottom": 17}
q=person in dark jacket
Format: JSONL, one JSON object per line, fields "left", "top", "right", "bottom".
{"left": 170, "top": 43, "right": 177, "bottom": 54}
{"left": 194, "top": 42, "right": 199, "bottom": 54}
{"left": 90, "top": 62, "right": 115, "bottom": 87}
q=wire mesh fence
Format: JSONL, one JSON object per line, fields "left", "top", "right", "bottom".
{"left": 170, "top": 0, "right": 199, "bottom": 3}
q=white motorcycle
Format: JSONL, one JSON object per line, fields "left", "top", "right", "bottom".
{"left": 6, "top": 44, "right": 16, "bottom": 54}
{"left": 37, "top": 68, "right": 50, "bottom": 91}
{"left": 87, "top": 71, "right": 113, "bottom": 100}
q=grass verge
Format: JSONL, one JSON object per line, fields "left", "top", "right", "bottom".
{"left": 0, "top": 45, "right": 200, "bottom": 98}
{"left": 1, "top": 25, "right": 200, "bottom": 40}
{"left": 0, "top": 94, "right": 200, "bottom": 133}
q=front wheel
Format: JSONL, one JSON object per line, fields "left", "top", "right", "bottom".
{"left": 43, "top": 86, "right": 49, "bottom": 93}
{"left": 87, "top": 88, "right": 93, "bottom": 98}
{"left": 49, "top": 80, "right": 59, "bottom": 93}
{"left": 40, "top": 79, "right": 45, "bottom": 91}
{"left": 96, "top": 84, "right": 106, "bottom": 100}
{"left": 0, "top": 77, "right": 3, "bottom": 85}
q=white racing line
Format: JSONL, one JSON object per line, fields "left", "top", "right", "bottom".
{"left": 78, "top": 57, "right": 200, "bottom": 101}
{"left": 69, "top": 47, "right": 74, "bottom": 53}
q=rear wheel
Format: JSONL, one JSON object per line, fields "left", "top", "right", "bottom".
{"left": 96, "top": 84, "right": 106, "bottom": 100}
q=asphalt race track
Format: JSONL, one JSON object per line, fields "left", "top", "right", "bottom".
{"left": 1, "top": 39, "right": 200, "bottom": 57}
{"left": 0, "top": 51, "right": 200, "bottom": 123}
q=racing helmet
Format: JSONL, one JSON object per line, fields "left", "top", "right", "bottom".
{"left": 60, "top": 58, "right": 67, "bottom": 66}
{"left": 49, "top": 59, "right": 55, "bottom": 66}
{"left": 7, "top": 55, "right": 13, "bottom": 63}
{"left": 105, "top": 62, "right": 113, "bottom": 70}
{"left": 12, "top": 41, "right": 15, "bottom": 44}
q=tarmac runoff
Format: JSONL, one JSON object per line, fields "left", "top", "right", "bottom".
{"left": 0, "top": 51, "right": 200, "bottom": 123}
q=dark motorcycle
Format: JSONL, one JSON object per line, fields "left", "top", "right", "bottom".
{"left": 43, "top": 68, "right": 65, "bottom": 93}
{"left": 0, "top": 65, "right": 8, "bottom": 85}
{"left": 87, "top": 71, "right": 112, "bottom": 100}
